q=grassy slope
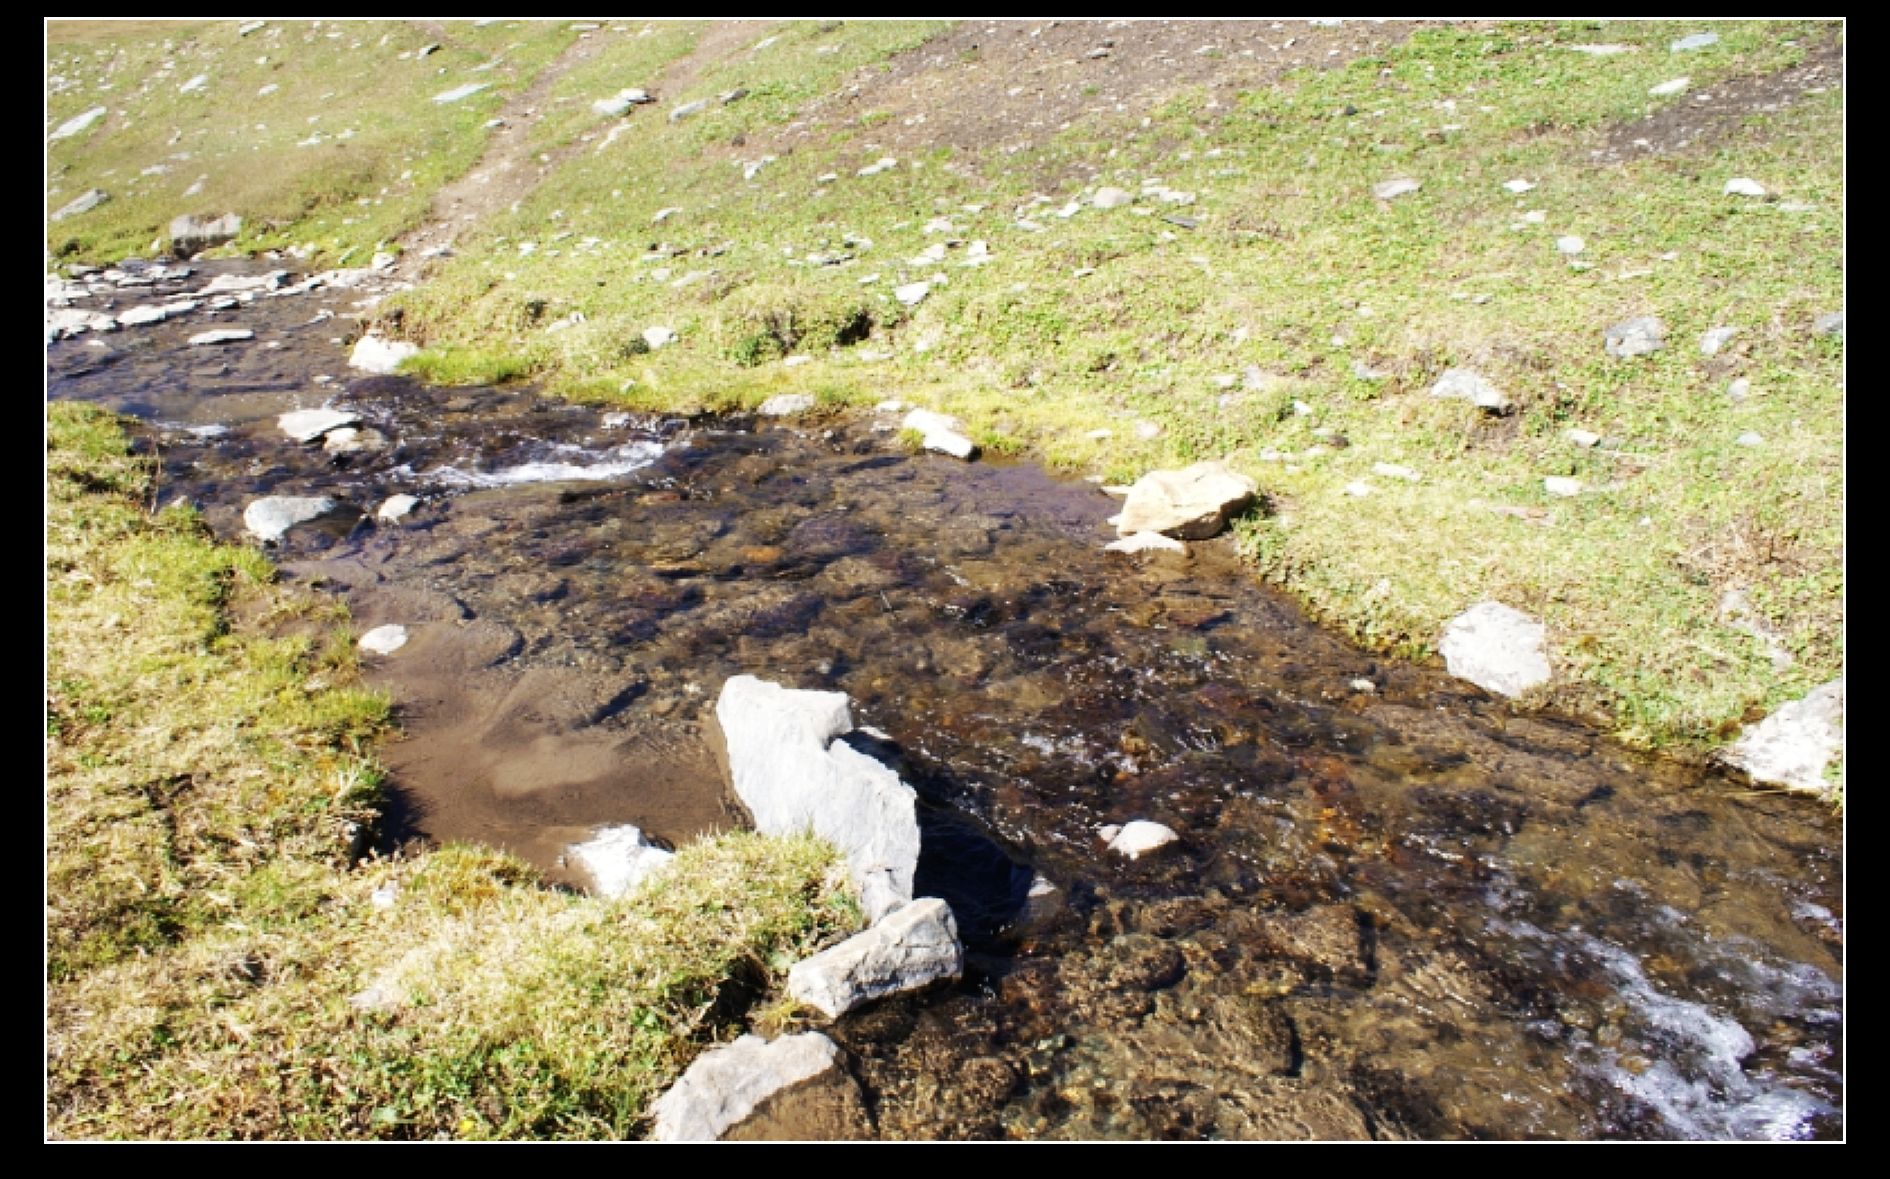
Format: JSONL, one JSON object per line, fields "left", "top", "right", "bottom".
{"left": 46, "top": 404, "right": 860, "bottom": 1139}
{"left": 46, "top": 19, "right": 577, "bottom": 266}
{"left": 385, "top": 18, "right": 1842, "bottom": 756}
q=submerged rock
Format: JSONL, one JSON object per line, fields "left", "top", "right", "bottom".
{"left": 787, "top": 897, "right": 964, "bottom": 1019}
{"left": 243, "top": 495, "right": 337, "bottom": 543}
{"left": 567, "top": 824, "right": 675, "bottom": 899}
{"left": 278, "top": 407, "right": 361, "bottom": 443}
{"left": 715, "top": 676, "right": 919, "bottom": 923}
{"left": 1110, "top": 461, "right": 1257, "bottom": 540}
{"left": 349, "top": 334, "right": 418, "bottom": 373}
{"left": 1105, "top": 531, "right": 1188, "bottom": 555}
{"left": 1108, "top": 820, "right": 1179, "bottom": 860}
{"left": 169, "top": 212, "right": 241, "bottom": 257}
{"left": 651, "top": 1033, "right": 846, "bottom": 1142}
{"left": 1439, "top": 602, "right": 1551, "bottom": 698}
{"left": 1722, "top": 679, "right": 1844, "bottom": 797}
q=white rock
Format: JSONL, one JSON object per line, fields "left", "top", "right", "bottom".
{"left": 1343, "top": 481, "right": 1374, "bottom": 498}
{"left": 1430, "top": 367, "right": 1512, "bottom": 413}
{"left": 857, "top": 157, "right": 897, "bottom": 177}
{"left": 651, "top": 1034, "right": 844, "bottom": 1143}
{"left": 369, "top": 881, "right": 398, "bottom": 910}
{"left": 1092, "top": 186, "right": 1133, "bottom": 209}
{"left": 359, "top": 624, "right": 409, "bottom": 656}
{"left": 48, "top": 105, "right": 107, "bottom": 142}
{"left": 179, "top": 74, "right": 209, "bottom": 94}
{"left": 1438, "top": 602, "right": 1551, "bottom": 698}
{"left": 1566, "top": 428, "right": 1601, "bottom": 448}
{"left": 1604, "top": 316, "right": 1665, "bottom": 358}
{"left": 1105, "top": 531, "right": 1187, "bottom": 555}
{"left": 349, "top": 334, "right": 418, "bottom": 373}
{"left": 669, "top": 99, "right": 708, "bottom": 121}
{"left": 894, "top": 281, "right": 931, "bottom": 307}
{"left": 1372, "top": 177, "right": 1421, "bottom": 201}
{"left": 377, "top": 494, "right": 421, "bottom": 522}
{"left": 1700, "top": 326, "right": 1739, "bottom": 356}
{"left": 1671, "top": 32, "right": 1719, "bottom": 52}
{"left": 1350, "top": 678, "right": 1377, "bottom": 693}
{"left": 1372, "top": 462, "right": 1420, "bottom": 482}
{"left": 901, "top": 407, "right": 976, "bottom": 460}
{"left": 652, "top": 206, "right": 681, "bottom": 223}
{"left": 1812, "top": 312, "right": 1844, "bottom": 339}
{"left": 278, "top": 407, "right": 360, "bottom": 443}
{"left": 45, "top": 307, "right": 117, "bottom": 340}
{"left": 1567, "top": 43, "right": 1633, "bottom": 55}
{"left": 1727, "top": 378, "right": 1751, "bottom": 402}
{"left": 1543, "top": 476, "right": 1582, "bottom": 497}
{"left": 1113, "top": 461, "right": 1257, "bottom": 539}
{"left": 1503, "top": 178, "right": 1536, "bottom": 194}
{"left": 243, "top": 495, "right": 337, "bottom": 543}
{"left": 1724, "top": 177, "right": 1767, "bottom": 198}
{"left": 1649, "top": 77, "right": 1690, "bottom": 97}
{"left": 643, "top": 325, "right": 675, "bottom": 349}
{"left": 1107, "top": 820, "right": 1179, "bottom": 861}
{"left": 115, "top": 301, "right": 197, "bottom": 326}
{"left": 567, "top": 824, "right": 675, "bottom": 899}
{"left": 787, "top": 897, "right": 964, "bottom": 1019}
{"left": 1721, "top": 680, "right": 1844, "bottom": 796}
{"left": 1556, "top": 235, "right": 1585, "bottom": 255}
{"left": 715, "top": 676, "right": 919, "bottom": 923}
{"left": 1736, "top": 431, "right": 1763, "bottom": 447}
{"left": 757, "top": 393, "right": 816, "bottom": 417}
{"left": 433, "top": 83, "right": 489, "bottom": 104}
{"left": 188, "top": 328, "right": 253, "bottom": 345}
{"left": 51, "top": 189, "right": 109, "bottom": 221}
{"left": 1522, "top": 210, "right": 1547, "bottom": 224}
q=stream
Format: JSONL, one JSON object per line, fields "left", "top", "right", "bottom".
{"left": 47, "top": 259, "right": 1843, "bottom": 1140}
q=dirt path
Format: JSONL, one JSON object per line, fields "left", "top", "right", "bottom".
{"left": 395, "top": 20, "right": 782, "bottom": 282}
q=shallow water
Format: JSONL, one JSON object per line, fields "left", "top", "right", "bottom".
{"left": 48, "top": 260, "right": 1843, "bottom": 1140}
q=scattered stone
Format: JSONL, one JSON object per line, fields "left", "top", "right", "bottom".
{"left": 857, "top": 157, "right": 897, "bottom": 177}
{"left": 188, "top": 328, "right": 253, "bottom": 346}
{"left": 51, "top": 189, "right": 109, "bottom": 221}
{"left": 45, "top": 307, "right": 117, "bottom": 340}
{"left": 1105, "top": 531, "right": 1188, "bottom": 555}
{"left": 1352, "top": 360, "right": 1388, "bottom": 381}
{"left": 715, "top": 676, "right": 919, "bottom": 923}
{"left": 349, "top": 334, "right": 418, "bottom": 373}
{"left": 1372, "top": 177, "right": 1420, "bottom": 201}
{"left": 1671, "top": 32, "right": 1719, "bottom": 52}
{"left": 1438, "top": 602, "right": 1551, "bottom": 698}
{"left": 1134, "top": 420, "right": 1162, "bottom": 440}
{"left": 1372, "top": 462, "right": 1420, "bottom": 482}
{"left": 1736, "top": 431, "right": 1763, "bottom": 447}
{"left": 1566, "top": 428, "right": 1601, "bottom": 448}
{"left": 1700, "top": 326, "right": 1739, "bottom": 356}
{"left": 243, "top": 495, "right": 338, "bottom": 543}
{"left": 1649, "top": 77, "right": 1690, "bottom": 97}
{"left": 377, "top": 494, "right": 420, "bottom": 522}
{"left": 1812, "top": 312, "right": 1844, "bottom": 339}
{"left": 1726, "top": 378, "right": 1751, "bottom": 401}
{"left": 1350, "top": 678, "right": 1377, "bottom": 694}
{"left": 651, "top": 1033, "right": 846, "bottom": 1143}
{"left": 323, "top": 427, "right": 387, "bottom": 455}
{"left": 1543, "top": 476, "right": 1582, "bottom": 497}
{"left": 787, "top": 897, "right": 964, "bottom": 1019}
{"left": 433, "top": 83, "right": 489, "bottom": 104}
{"left": 169, "top": 212, "right": 241, "bottom": 257}
{"left": 669, "top": 99, "right": 708, "bottom": 121}
{"left": 417, "top": 42, "right": 440, "bottom": 56}
{"left": 783, "top": 355, "right": 812, "bottom": 368}
{"left": 1430, "top": 367, "right": 1512, "bottom": 413}
{"left": 652, "top": 206, "right": 681, "bottom": 223}
{"left": 1107, "top": 820, "right": 1179, "bottom": 861}
{"left": 1721, "top": 679, "right": 1844, "bottom": 797}
{"left": 894, "top": 281, "right": 931, "bottom": 307}
{"left": 1604, "top": 316, "right": 1665, "bottom": 358}
{"left": 48, "top": 105, "right": 107, "bottom": 142}
{"left": 1556, "top": 235, "right": 1585, "bottom": 255}
{"left": 1110, "top": 461, "right": 1257, "bottom": 540}
{"left": 115, "top": 301, "right": 197, "bottom": 326}
{"left": 757, "top": 393, "right": 816, "bottom": 417}
{"left": 1092, "top": 186, "right": 1133, "bottom": 209}
{"left": 902, "top": 408, "right": 977, "bottom": 459}
{"left": 1724, "top": 177, "right": 1767, "bottom": 198}
{"left": 179, "top": 73, "right": 209, "bottom": 94}
{"left": 1522, "top": 210, "right": 1547, "bottom": 224}
{"left": 592, "top": 87, "right": 652, "bottom": 117}
{"left": 1503, "top": 178, "right": 1536, "bottom": 193}
{"left": 1343, "top": 481, "right": 1374, "bottom": 498}
{"left": 238, "top": 20, "right": 266, "bottom": 35}
{"left": 1567, "top": 44, "right": 1633, "bottom": 56}
{"left": 643, "top": 325, "right": 676, "bottom": 349}
{"left": 568, "top": 825, "right": 675, "bottom": 899}
{"left": 359, "top": 624, "right": 409, "bottom": 656}
{"left": 720, "top": 87, "right": 749, "bottom": 105}
{"left": 278, "top": 407, "right": 360, "bottom": 443}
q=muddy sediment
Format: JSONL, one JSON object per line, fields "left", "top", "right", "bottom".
{"left": 48, "top": 259, "right": 1841, "bottom": 1139}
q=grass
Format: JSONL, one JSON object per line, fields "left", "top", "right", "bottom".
{"left": 45, "top": 403, "right": 862, "bottom": 1138}
{"left": 46, "top": 19, "right": 579, "bottom": 266}
{"left": 377, "top": 18, "right": 1841, "bottom": 758}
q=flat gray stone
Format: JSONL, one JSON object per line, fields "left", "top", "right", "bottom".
{"left": 432, "top": 83, "right": 489, "bottom": 104}
{"left": 278, "top": 407, "right": 361, "bottom": 443}
{"left": 902, "top": 408, "right": 976, "bottom": 460}
{"left": 188, "top": 328, "right": 253, "bottom": 345}
{"left": 1671, "top": 32, "right": 1719, "bottom": 52}
{"left": 567, "top": 824, "right": 675, "bottom": 899}
{"left": 669, "top": 99, "right": 708, "bottom": 121}
{"left": 1813, "top": 312, "right": 1844, "bottom": 339}
{"left": 1111, "top": 461, "right": 1257, "bottom": 540}
{"left": 51, "top": 189, "right": 109, "bottom": 221}
{"left": 1439, "top": 602, "right": 1551, "bottom": 697}
{"left": 787, "top": 897, "right": 964, "bottom": 1019}
{"left": 1604, "top": 316, "right": 1665, "bottom": 358}
{"left": 1091, "top": 186, "right": 1133, "bottom": 209}
{"left": 1700, "top": 326, "right": 1738, "bottom": 356}
{"left": 1105, "top": 531, "right": 1187, "bottom": 555}
{"left": 1430, "top": 367, "right": 1512, "bottom": 413}
{"left": 243, "top": 495, "right": 337, "bottom": 543}
{"left": 115, "top": 301, "right": 197, "bottom": 327}
{"left": 1722, "top": 679, "right": 1843, "bottom": 796}
{"left": 716, "top": 676, "right": 919, "bottom": 923}
{"left": 651, "top": 1033, "right": 844, "bottom": 1143}
{"left": 1372, "top": 177, "right": 1421, "bottom": 201}
{"left": 894, "top": 281, "right": 930, "bottom": 306}
{"left": 757, "top": 393, "right": 816, "bottom": 417}
{"left": 48, "top": 105, "right": 107, "bottom": 142}
{"left": 169, "top": 212, "right": 241, "bottom": 257}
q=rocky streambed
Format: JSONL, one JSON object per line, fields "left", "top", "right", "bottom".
{"left": 47, "top": 259, "right": 1843, "bottom": 1140}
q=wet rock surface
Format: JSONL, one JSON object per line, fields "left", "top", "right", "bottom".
{"left": 47, "top": 260, "right": 1843, "bottom": 1140}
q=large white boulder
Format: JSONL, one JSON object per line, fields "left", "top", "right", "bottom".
{"left": 1721, "top": 679, "right": 1844, "bottom": 796}
{"left": 1111, "top": 461, "right": 1257, "bottom": 540}
{"left": 1438, "top": 601, "right": 1551, "bottom": 697}
{"left": 787, "top": 897, "right": 963, "bottom": 1019}
{"left": 715, "top": 676, "right": 918, "bottom": 923}
{"left": 651, "top": 1033, "right": 844, "bottom": 1142}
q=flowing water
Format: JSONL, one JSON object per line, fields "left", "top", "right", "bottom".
{"left": 48, "top": 260, "right": 1843, "bottom": 1140}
